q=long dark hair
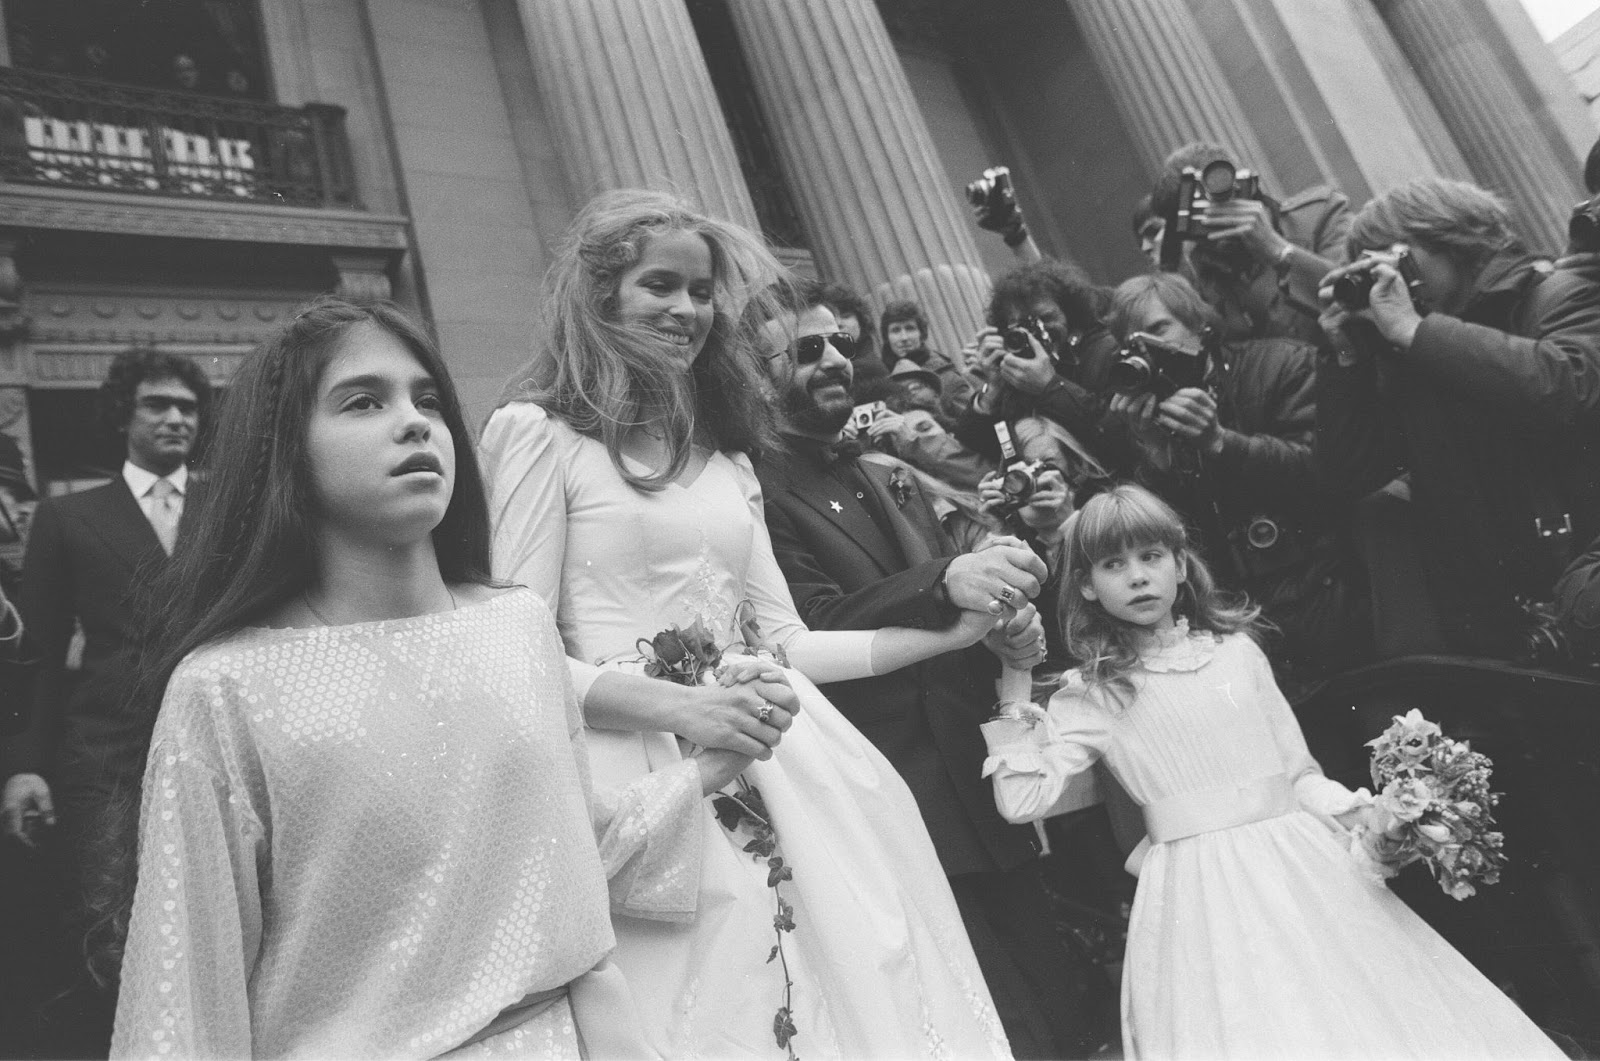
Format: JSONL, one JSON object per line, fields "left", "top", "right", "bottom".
{"left": 87, "top": 296, "right": 494, "bottom": 983}
{"left": 497, "top": 189, "right": 785, "bottom": 491}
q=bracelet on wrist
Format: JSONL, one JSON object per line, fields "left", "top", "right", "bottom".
{"left": 990, "top": 699, "right": 1041, "bottom": 725}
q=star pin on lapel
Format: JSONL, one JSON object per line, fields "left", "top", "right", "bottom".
{"left": 829, "top": 500, "right": 843, "bottom": 513}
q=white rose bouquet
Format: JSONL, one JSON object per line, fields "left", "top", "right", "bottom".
{"left": 1354, "top": 710, "right": 1508, "bottom": 900}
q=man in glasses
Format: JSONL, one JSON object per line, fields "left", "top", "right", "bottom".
{"left": 1, "top": 347, "right": 210, "bottom": 1056}
{"left": 753, "top": 281, "right": 1109, "bottom": 1058}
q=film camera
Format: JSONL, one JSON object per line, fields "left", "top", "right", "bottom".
{"left": 849, "top": 400, "right": 886, "bottom": 432}
{"left": 991, "top": 422, "right": 1059, "bottom": 545}
{"left": 1331, "top": 248, "right": 1427, "bottom": 312}
{"left": 1158, "top": 158, "right": 1262, "bottom": 271}
{"left": 1002, "top": 315, "right": 1056, "bottom": 362}
{"left": 1110, "top": 332, "right": 1210, "bottom": 401}
{"left": 966, "top": 166, "right": 1014, "bottom": 213}
{"left": 1568, "top": 193, "right": 1600, "bottom": 255}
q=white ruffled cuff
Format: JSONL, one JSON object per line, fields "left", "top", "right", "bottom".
{"left": 980, "top": 717, "right": 1047, "bottom": 779}
{"left": 1294, "top": 773, "right": 1372, "bottom": 820}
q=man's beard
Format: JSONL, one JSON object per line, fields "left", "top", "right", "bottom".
{"left": 783, "top": 367, "right": 854, "bottom": 434}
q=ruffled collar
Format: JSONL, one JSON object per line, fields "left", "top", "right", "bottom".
{"left": 1135, "top": 617, "right": 1218, "bottom": 673}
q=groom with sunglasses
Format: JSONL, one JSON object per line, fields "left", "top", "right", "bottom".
{"left": 753, "top": 282, "right": 1107, "bottom": 1058}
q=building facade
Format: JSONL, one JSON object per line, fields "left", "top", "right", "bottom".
{"left": 0, "top": 0, "right": 1589, "bottom": 544}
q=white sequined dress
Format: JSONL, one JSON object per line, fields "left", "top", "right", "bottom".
{"left": 482, "top": 404, "right": 1010, "bottom": 1060}
{"left": 111, "top": 589, "right": 701, "bottom": 1059}
{"left": 983, "top": 624, "right": 1564, "bottom": 1059}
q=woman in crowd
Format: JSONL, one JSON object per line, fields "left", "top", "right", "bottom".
{"left": 109, "top": 298, "right": 756, "bottom": 1058}
{"left": 481, "top": 189, "right": 1014, "bottom": 1059}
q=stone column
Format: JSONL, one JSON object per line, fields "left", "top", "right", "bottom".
{"left": 724, "top": 0, "right": 991, "bottom": 355}
{"left": 515, "top": 0, "right": 758, "bottom": 230}
{"left": 1070, "top": 0, "right": 1278, "bottom": 190}
{"left": 1378, "top": 0, "right": 1584, "bottom": 251}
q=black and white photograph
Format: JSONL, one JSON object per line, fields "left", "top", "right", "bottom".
{"left": 3, "top": 0, "right": 1600, "bottom": 1058}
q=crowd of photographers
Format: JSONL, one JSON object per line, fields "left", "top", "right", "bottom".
{"left": 836, "top": 140, "right": 1600, "bottom": 690}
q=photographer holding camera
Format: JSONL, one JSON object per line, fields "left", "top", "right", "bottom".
{"left": 1153, "top": 141, "right": 1351, "bottom": 345}
{"left": 1316, "top": 177, "right": 1600, "bottom": 661}
{"left": 954, "top": 260, "right": 1127, "bottom": 476}
{"left": 1106, "top": 272, "right": 1371, "bottom": 680}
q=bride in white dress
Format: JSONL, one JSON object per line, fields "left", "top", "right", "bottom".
{"left": 482, "top": 190, "right": 1014, "bottom": 1059}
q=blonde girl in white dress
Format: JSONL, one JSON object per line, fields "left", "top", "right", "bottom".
{"left": 983, "top": 483, "right": 1564, "bottom": 1059}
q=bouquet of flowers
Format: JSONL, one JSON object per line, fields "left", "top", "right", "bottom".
{"left": 1358, "top": 710, "right": 1508, "bottom": 900}
{"left": 635, "top": 603, "right": 799, "bottom": 1059}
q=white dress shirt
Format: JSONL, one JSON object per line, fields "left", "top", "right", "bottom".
{"left": 122, "top": 460, "right": 187, "bottom": 531}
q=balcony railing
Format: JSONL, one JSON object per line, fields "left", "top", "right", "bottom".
{"left": 0, "top": 67, "right": 357, "bottom": 209}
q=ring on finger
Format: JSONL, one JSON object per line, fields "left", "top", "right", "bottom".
{"left": 998, "top": 585, "right": 1018, "bottom": 606}
{"left": 756, "top": 700, "right": 775, "bottom": 724}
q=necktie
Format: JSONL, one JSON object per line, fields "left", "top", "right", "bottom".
{"left": 148, "top": 477, "right": 180, "bottom": 555}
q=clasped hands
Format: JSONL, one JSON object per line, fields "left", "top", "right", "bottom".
{"left": 945, "top": 536, "right": 1049, "bottom": 670}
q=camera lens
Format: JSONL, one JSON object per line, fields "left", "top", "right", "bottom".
{"left": 1200, "top": 160, "right": 1237, "bottom": 202}
{"left": 1110, "top": 355, "right": 1153, "bottom": 394}
{"left": 1002, "top": 327, "right": 1029, "bottom": 353}
{"left": 1332, "top": 270, "right": 1376, "bottom": 311}
{"left": 1245, "top": 518, "right": 1280, "bottom": 550}
{"left": 1001, "top": 467, "right": 1035, "bottom": 501}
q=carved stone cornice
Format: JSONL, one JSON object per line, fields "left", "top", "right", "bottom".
{"left": 0, "top": 183, "right": 408, "bottom": 251}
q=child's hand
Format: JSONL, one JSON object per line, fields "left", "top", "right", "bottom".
{"left": 983, "top": 602, "right": 1047, "bottom": 670}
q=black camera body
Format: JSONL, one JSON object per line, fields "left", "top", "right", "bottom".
{"left": 966, "top": 165, "right": 1012, "bottom": 211}
{"left": 1569, "top": 194, "right": 1600, "bottom": 255}
{"left": 1002, "top": 315, "right": 1056, "bottom": 361}
{"left": 1110, "top": 332, "right": 1209, "bottom": 401}
{"left": 1158, "top": 159, "right": 1262, "bottom": 272}
{"left": 1331, "top": 248, "right": 1427, "bottom": 312}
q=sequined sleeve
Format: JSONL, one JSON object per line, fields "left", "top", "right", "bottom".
{"left": 111, "top": 672, "right": 267, "bottom": 1059}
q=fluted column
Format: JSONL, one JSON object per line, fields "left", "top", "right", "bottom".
{"left": 1070, "top": 0, "right": 1278, "bottom": 190}
{"left": 515, "top": 0, "right": 758, "bottom": 230}
{"left": 1378, "top": 0, "right": 1583, "bottom": 252}
{"left": 724, "top": 0, "right": 991, "bottom": 355}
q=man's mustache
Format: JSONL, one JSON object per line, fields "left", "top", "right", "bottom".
{"left": 808, "top": 369, "right": 852, "bottom": 392}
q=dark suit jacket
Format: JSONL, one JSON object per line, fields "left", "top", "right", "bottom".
{"left": 757, "top": 445, "right": 1039, "bottom": 877}
{"left": 4, "top": 478, "right": 178, "bottom": 796}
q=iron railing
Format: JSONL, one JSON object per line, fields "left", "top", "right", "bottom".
{"left": 0, "top": 67, "right": 357, "bottom": 208}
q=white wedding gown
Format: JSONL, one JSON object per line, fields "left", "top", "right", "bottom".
{"left": 482, "top": 403, "right": 1010, "bottom": 1060}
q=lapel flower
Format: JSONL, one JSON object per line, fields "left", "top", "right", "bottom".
{"left": 888, "top": 466, "right": 913, "bottom": 508}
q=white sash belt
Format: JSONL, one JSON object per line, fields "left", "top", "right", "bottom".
{"left": 1141, "top": 773, "right": 1294, "bottom": 844}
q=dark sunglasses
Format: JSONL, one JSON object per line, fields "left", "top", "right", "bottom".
{"left": 791, "top": 331, "right": 858, "bottom": 364}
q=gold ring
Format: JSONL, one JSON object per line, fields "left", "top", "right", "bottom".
{"left": 998, "top": 585, "right": 1018, "bottom": 605}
